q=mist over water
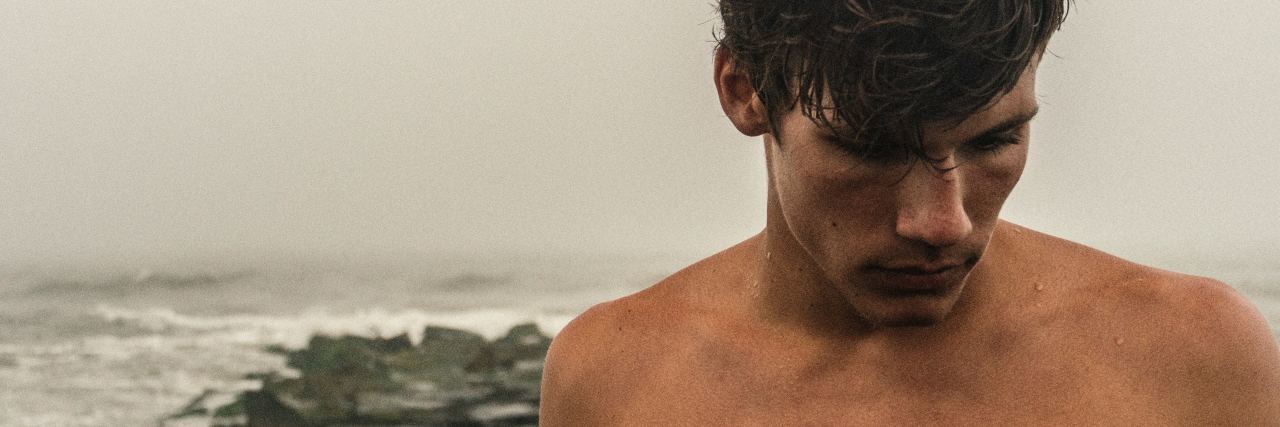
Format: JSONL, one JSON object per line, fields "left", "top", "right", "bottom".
{"left": 0, "top": 253, "right": 687, "bottom": 425}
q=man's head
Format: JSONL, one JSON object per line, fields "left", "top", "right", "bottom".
{"left": 714, "top": 0, "right": 1068, "bottom": 328}
{"left": 716, "top": 0, "right": 1067, "bottom": 148}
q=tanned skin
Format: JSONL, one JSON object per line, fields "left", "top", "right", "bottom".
{"left": 539, "top": 49, "right": 1280, "bottom": 425}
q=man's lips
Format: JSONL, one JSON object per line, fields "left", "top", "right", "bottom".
{"left": 868, "top": 262, "right": 968, "bottom": 294}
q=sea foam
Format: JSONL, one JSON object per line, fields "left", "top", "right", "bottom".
{"left": 92, "top": 304, "right": 573, "bottom": 347}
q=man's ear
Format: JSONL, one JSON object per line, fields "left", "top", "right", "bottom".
{"left": 714, "top": 48, "right": 770, "bottom": 137}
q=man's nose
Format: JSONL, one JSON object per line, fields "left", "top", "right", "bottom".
{"left": 894, "top": 161, "right": 973, "bottom": 248}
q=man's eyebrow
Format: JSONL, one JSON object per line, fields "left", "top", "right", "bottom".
{"left": 820, "top": 105, "right": 1040, "bottom": 142}
{"left": 977, "top": 105, "right": 1040, "bottom": 136}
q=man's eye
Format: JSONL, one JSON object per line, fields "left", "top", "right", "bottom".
{"left": 968, "top": 134, "right": 1022, "bottom": 153}
{"left": 834, "top": 141, "right": 909, "bottom": 163}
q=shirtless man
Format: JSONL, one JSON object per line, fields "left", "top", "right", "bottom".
{"left": 541, "top": 1, "right": 1280, "bottom": 424}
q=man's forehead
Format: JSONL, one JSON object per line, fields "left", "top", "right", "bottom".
{"left": 814, "top": 61, "right": 1041, "bottom": 141}
{"left": 922, "top": 65, "right": 1040, "bottom": 140}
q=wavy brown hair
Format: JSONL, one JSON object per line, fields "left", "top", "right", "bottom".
{"left": 716, "top": 0, "right": 1069, "bottom": 162}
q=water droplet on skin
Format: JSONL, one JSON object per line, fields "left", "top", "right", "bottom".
{"left": 1115, "top": 337, "right": 1125, "bottom": 345}
{"left": 1035, "top": 283, "right": 1045, "bottom": 291}
{"left": 766, "top": 251, "right": 772, "bottom": 259}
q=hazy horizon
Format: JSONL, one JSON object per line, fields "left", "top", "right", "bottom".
{"left": 3, "top": 1, "right": 1278, "bottom": 273}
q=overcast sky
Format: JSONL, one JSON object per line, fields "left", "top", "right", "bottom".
{"left": 1, "top": 1, "right": 1277, "bottom": 270}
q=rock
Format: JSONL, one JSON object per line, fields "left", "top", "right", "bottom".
{"left": 269, "top": 334, "right": 410, "bottom": 424}
{"left": 210, "top": 399, "right": 247, "bottom": 427}
{"left": 491, "top": 323, "right": 552, "bottom": 369}
{"left": 286, "top": 334, "right": 407, "bottom": 379}
{"left": 181, "top": 323, "right": 552, "bottom": 426}
{"left": 489, "top": 323, "right": 552, "bottom": 401}
{"left": 418, "top": 326, "right": 489, "bottom": 369}
{"left": 387, "top": 326, "right": 490, "bottom": 391}
{"left": 241, "top": 389, "right": 307, "bottom": 426}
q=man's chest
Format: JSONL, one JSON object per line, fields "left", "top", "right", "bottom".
{"left": 602, "top": 344, "right": 1177, "bottom": 426}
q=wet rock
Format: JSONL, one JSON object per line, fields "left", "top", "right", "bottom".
{"left": 416, "top": 326, "right": 489, "bottom": 371}
{"left": 183, "top": 323, "right": 553, "bottom": 426}
{"left": 492, "top": 323, "right": 552, "bottom": 369}
{"left": 489, "top": 322, "right": 551, "bottom": 402}
{"left": 239, "top": 389, "right": 307, "bottom": 426}
{"left": 210, "top": 399, "right": 247, "bottom": 427}
{"left": 286, "top": 333, "right": 409, "bottom": 378}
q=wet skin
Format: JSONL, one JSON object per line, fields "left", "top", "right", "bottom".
{"left": 539, "top": 50, "right": 1280, "bottom": 425}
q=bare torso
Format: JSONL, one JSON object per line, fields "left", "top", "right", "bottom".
{"left": 540, "top": 222, "right": 1280, "bottom": 425}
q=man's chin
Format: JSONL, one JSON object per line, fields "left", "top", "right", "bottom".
{"left": 854, "top": 294, "right": 962, "bottom": 329}
{"left": 876, "top": 314, "right": 946, "bottom": 328}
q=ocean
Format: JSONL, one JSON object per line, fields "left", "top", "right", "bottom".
{"left": 0, "top": 254, "right": 1276, "bottom": 426}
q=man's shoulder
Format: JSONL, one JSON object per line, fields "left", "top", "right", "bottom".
{"left": 1003, "top": 222, "right": 1280, "bottom": 420}
{"left": 539, "top": 246, "right": 750, "bottom": 423}
{"left": 543, "top": 283, "right": 685, "bottom": 369}
{"left": 1110, "top": 268, "right": 1280, "bottom": 421}
{"left": 543, "top": 248, "right": 746, "bottom": 363}
{"left": 1004, "top": 222, "right": 1269, "bottom": 341}
{"left": 1002, "top": 222, "right": 1258, "bottom": 321}
{"left": 998, "top": 222, "right": 1242, "bottom": 303}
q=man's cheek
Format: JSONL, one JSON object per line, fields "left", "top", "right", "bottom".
{"left": 966, "top": 171, "right": 1023, "bottom": 221}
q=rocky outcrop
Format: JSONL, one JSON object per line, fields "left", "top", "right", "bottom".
{"left": 165, "top": 322, "right": 551, "bottom": 426}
